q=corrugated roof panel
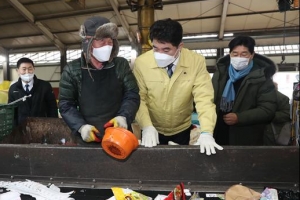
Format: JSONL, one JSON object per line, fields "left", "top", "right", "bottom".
{"left": 225, "top": 16, "right": 248, "bottom": 31}
{"left": 121, "top": 10, "right": 138, "bottom": 25}
{"left": 243, "top": 14, "right": 275, "bottom": 30}
{"left": 0, "top": 7, "right": 23, "bottom": 20}
{"left": 0, "top": 0, "right": 298, "bottom": 52}
{"left": 0, "top": 23, "right": 40, "bottom": 38}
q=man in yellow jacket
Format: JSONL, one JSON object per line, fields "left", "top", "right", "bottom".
{"left": 133, "top": 18, "right": 223, "bottom": 155}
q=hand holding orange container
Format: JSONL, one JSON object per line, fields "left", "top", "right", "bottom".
{"left": 101, "top": 127, "right": 139, "bottom": 160}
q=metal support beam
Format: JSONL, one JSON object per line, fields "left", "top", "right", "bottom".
{"left": 60, "top": 48, "right": 67, "bottom": 75}
{"left": 0, "top": 7, "right": 298, "bottom": 26}
{"left": 7, "top": 0, "right": 34, "bottom": 22}
{"left": 216, "top": 48, "right": 224, "bottom": 59}
{"left": 137, "top": 0, "right": 155, "bottom": 54}
{"left": 63, "top": 0, "right": 85, "bottom": 9}
{"left": 0, "top": 0, "right": 60, "bottom": 10}
{"left": 1, "top": 26, "right": 299, "bottom": 41}
{"left": 7, "top": 0, "right": 65, "bottom": 51}
{"left": 2, "top": 61, "right": 10, "bottom": 81}
{"left": 219, "top": 0, "right": 229, "bottom": 40}
{"left": 109, "top": 0, "right": 135, "bottom": 44}
{"left": 35, "top": 22, "right": 65, "bottom": 51}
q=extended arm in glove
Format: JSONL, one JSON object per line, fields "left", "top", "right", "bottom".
{"left": 78, "top": 124, "right": 102, "bottom": 142}
{"left": 104, "top": 116, "right": 127, "bottom": 129}
{"left": 141, "top": 126, "right": 159, "bottom": 147}
{"left": 194, "top": 133, "right": 223, "bottom": 155}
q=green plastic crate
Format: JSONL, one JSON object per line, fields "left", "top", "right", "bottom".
{"left": 0, "top": 104, "right": 16, "bottom": 140}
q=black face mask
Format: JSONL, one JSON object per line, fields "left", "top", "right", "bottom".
{"left": 81, "top": 38, "right": 90, "bottom": 53}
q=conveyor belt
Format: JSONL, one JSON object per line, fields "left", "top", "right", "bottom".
{"left": 0, "top": 144, "right": 298, "bottom": 193}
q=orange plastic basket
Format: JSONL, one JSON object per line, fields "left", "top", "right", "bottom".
{"left": 102, "top": 127, "right": 139, "bottom": 160}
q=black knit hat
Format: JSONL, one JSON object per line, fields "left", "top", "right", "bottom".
{"left": 80, "top": 16, "right": 110, "bottom": 38}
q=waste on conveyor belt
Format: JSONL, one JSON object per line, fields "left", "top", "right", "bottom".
{"left": 0, "top": 180, "right": 299, "bottom": 200}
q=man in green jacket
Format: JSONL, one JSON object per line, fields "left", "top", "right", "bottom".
{"left": 59, "top": 16, "right": 140, "bottom": 143}
{"left": 212, "top": 36, "right": 277, "bottom": 145}
{"left": 133, "top": 18, "right": 223, "bottom": 155}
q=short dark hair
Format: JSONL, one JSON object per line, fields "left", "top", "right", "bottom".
{"left": 228, "top": 36, "right": 256, "bottom": 54}
{"left": 149, "top": 18, "right": 183, "bottom": 47}
{"left": 17, "top": 57, "right": 34, "bottom": 68}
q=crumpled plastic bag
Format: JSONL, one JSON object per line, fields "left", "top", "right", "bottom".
{"left": 0, "top": 191, "right": 21, "bottom": 200}
{"left": 260, "top": 188, "right": 278, "bottom": 200}
{"left": 0, "top": 180, "right": 74, "bottom": 200}
{"left": 164, "top": 183, "right": 186, "bottom": 200}
{"left": 109, "top": 187, "right": 152, "bottom": 200}
{"left": 154, "top": 195, "right": 168, "bottom": 200}
{"left": 188, "top": 192, "right": 201, "bottom": 200}
{"left": 225, "top": 185, "right": 261, "bottom": 200}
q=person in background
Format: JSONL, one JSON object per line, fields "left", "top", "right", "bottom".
{"left": 58, "top": 16, "right": 140, "bottom": 143}
{"left": 133, "top": 18, "right": 223, "bottom": 155}
{"left": 264, "top": 82, "right": 291, "bottom": 145}
{"left": 8, "top": 57, "right": 58, "bottom": 125}
{"left": 212, "top": 36, "right": 277, "bottom": 145}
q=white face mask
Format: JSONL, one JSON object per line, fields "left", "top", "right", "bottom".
{"left": 20, "top": 73, "right": 34, "bottom": 82}
{"left": 92, "top": 45, "right": 113, "bottom": 62}
{"left": 154, "top": 50, "right": 179, "bottom": 68}
{"left": 231, "top": 57, "right": 250, "bottom": 70}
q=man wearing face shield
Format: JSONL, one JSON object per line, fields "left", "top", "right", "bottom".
{"left": 212, "top": 36, "right": 277, "bottom": 145}
{"left": 133, "top": 18, "right": 223, "bottom": 156}
{"left": 58, "top": 16, "right": 140, "bottom": 143}
{"left": 8, "top": 57, "right": 58, "bottom": 125}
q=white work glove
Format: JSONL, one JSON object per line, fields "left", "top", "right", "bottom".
{"left": 193, "top": 133, "right": 223, "bottom": 156}
{"left": 104, "top": 116, "right": 127, "bottom": 129}
{"left": 141, "top": 126, "right": 159, "bottom": 147}
{"left": 78, "top": 124, "right": 101, "bottom": 142}
{"left": 168, "top": 141, "right": 179, "bottom": 145}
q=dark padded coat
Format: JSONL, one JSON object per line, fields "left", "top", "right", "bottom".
{"left": 8, "top": 76, "right": 58, "bottom": 125}
{"left": 264, "top": 91, "right": 291, "bottom": 145}
{"left": 212, "top": 54, "right": 277, "bottom": 145}
{"left": 58, "top": 55, "right": 140, "bottom": 135}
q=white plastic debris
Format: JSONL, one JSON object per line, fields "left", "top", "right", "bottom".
{"left": 0, "top": 191, "right": 21, "bottom": 200}
{"left": 154, "top": 194, "right": 167, "bottom": 200}
{"left": 168, "top": 141, "right": 179, "bottom": 145}
{"left": 0, "top": 180, "right": 74, "bottom": 200}
{"left": 60, "top": 138, "right": 66, "bottom": 145}
{"left": 184, "top": 189, "right": 191, "bottom": 196}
